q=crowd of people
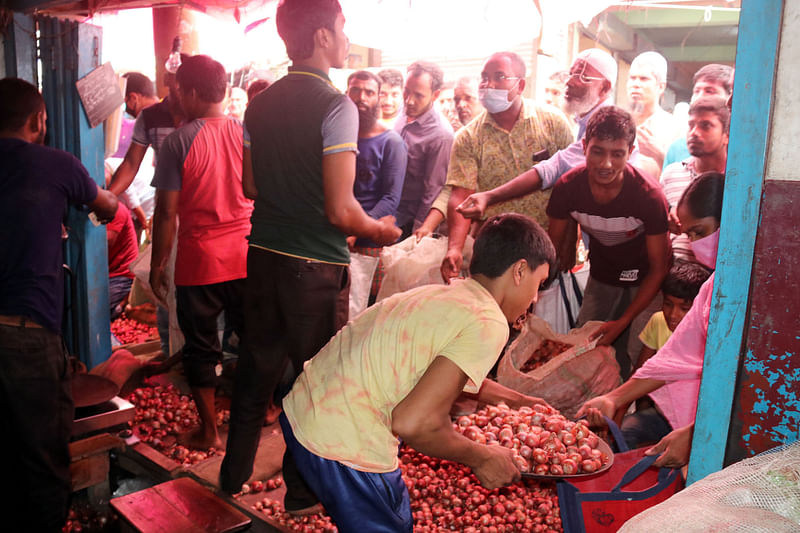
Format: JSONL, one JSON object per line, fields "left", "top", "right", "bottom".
{"left": 0, "top": 0, "right": 738, "bottom": 529}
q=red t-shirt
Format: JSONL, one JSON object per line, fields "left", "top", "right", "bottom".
{"left": 546, "top": 164, "right": 668, "bottom": 286}
{"left": 107, "top": 202, "right": 138, "bottom": 279}
{"left": 152, "top": 117, "right": 253, "bottom": 286}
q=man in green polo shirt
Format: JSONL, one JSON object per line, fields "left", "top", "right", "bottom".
{"left": 220, "top": 0, "right": 401, "bottom": 514}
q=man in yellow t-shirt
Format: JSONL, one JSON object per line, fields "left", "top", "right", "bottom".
{"left": 281, "top": 214, "right": 555, "bottom": 531}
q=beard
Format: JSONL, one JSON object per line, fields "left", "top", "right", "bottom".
{"left": 34, "top": 118, "right": 47, "bottom": 145}
{"left": 688, "top": 143, "right": 708, "bottom": 157}
{"left": 687, "top": 136, "right": 717, "bottom": 157}
{"left": 358, "top": 103, "right": 380, "bottom": 129}
{"left": 563, "top": 93, "right": 597, "bottom": 116}
{"left": 563, "top": 83, "right": 601, "bottom": 117}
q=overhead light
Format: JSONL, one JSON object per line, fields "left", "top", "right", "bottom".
{"left": 165, "top": 36, "right": 182, "bottom": 74}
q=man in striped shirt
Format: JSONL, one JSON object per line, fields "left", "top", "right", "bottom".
{"left": 660, "top": 97, "right": 729, "bottom": 263}
{"left": 546, "top": 106, "right": 670, "bottom": 379}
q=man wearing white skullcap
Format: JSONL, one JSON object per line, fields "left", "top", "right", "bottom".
{"left": 563, "top": 48, "right": 617, "bottom": 116}
{"left": 627, "top": 51, "right": 682, "bottom": 178}
{"left": 457, "top": 49, "right": 666, "bottom": 380}
{"left": 456, "top": 48, "right": 637, "bottom": 218}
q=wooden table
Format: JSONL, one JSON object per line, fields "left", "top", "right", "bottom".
{"left": 111, "top": 477, "right": 251, "bottom": 533}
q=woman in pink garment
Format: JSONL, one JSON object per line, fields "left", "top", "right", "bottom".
{"left": 577, "top": 171, "right": 724, "bottom": 466}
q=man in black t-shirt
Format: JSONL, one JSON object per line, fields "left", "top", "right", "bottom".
{"left": 546, "top": 106, "right": 670, "bottom": 379}
{"left": 0, "top": 78, "right": 117, "bottom": 531}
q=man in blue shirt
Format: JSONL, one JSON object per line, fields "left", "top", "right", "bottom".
{"left": 346, "top": 70, "right": 407, "bottom": 301}
{"left": 0, "top": 78, "right": 117, "bottom": 531}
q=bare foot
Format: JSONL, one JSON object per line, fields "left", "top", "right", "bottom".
{"left": 143, "top": 350, "right": 183, "bottom": 376}
{"left": 286, "top": 503, "right": 324, "bottom": 517}
{"left": 265, "top": 403, "right": 282, "bottom": 426}
{"left": 177, "top": 428, "right": 222, "bottom": 450}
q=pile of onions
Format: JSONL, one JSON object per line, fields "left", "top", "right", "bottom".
{"left": 111, "top": 317, "right": 158, "bottom": 345}
{"left": 126, "top": 383, "right": 229, "bottom": 465}
{"left": 253, "top": 497, "right": 337, "bottom": 533}
{"left": 455, "top": 403, "right": 608, "bottom": 475}
{"left": 400, "top": 447, "right": 562, "bottom": 532}
{"left": 241, "top": 403, "right": 610, "bottom": 531}
{"left": 235, "top": 475, "right": 284, "bottom": 496}
{"left": 61, "top": 505, "right": 116, "bottom": 532}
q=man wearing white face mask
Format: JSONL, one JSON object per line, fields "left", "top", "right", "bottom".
{"left": 454, "top": 49, "right": 638, "bottom": 231}
{"left": 412, "top": 52, "right": 573, "bottom": 280}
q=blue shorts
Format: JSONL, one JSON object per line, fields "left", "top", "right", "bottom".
{"left": 279, "top": 413, "right": 413, "bottom": 532}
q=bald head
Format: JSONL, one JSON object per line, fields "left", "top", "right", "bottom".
{"left": 487, "top": 52, "right": 526, "bottom": 79}
{"left": 631, "top": 51, "right": 667, "bottom": 84}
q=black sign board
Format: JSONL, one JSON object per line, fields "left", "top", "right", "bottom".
{"left": 76, "top": 62, "right": 124, "bottom": 129}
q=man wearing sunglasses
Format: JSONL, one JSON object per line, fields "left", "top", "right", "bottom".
{"left": 456, "top": 48, "right": 631, "bottom": 224}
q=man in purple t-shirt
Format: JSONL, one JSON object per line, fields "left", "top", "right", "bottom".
{"left": 546, "top": 106, "right": 670, "bottom": 379}
{"left": 0, "top": 78, "right": 117, "bottom": 531}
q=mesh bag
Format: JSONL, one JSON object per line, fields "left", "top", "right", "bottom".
{"left": 619, "top": 441, "right": 800, "bottom": 532}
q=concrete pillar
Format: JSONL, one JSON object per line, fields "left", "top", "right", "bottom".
{"left": 152, "top": 6, "right": 199, "bottom": 98}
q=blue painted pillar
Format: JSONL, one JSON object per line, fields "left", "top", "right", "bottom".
{"left": 39, "top": 17, "right": 112, "bottom": 369}
{"left": 2, "top": 13, "right": 37, "bottom": 82}
{"left": 74, "top": 23, "right": 113, "bottom": 369}
{"left": 687, "top": 0, "right": 783, "bottom": 484}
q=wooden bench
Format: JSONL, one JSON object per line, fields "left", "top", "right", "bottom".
{"left": 111, "top": 477, "right": 251, "bottom": 533}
